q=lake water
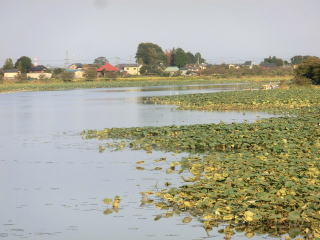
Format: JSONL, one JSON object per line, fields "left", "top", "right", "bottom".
{"left": 0, "top": 84, "right": 275, "bottom": 240}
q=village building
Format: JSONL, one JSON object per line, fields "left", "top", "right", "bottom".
{"left": 242, "top": 61, "right": 254, "bottom": 69}
{"left": 65, "top": 64, "right": 98, "bottom": 79}
{"left": 30, "top": 65, "right": 47, "bottom": 73}
{"left": 74, "top": 70, "right": 85, "bottom": 79}
{"left": 117, "top": 64, "right": 142, "bottom": 75}
{"left": 199, "top": 63, "right": 207, "bottom": 70}
{"left": 27, "top": 65, "right": 52, "bottom": 79}
{"left": 164, "top": 66, "right": 179, "bottom": 76}
{"left": 3, "top": 69, "right": 20, "bottom": 80}
{"left": 69, "top": 63, "right": 83, "bottom": 70}
{"left": 179, "top": 67, "right": 189, "bottom": 76}
{"left": 97, "top": 63, "right": 119, "bottom": 77}
{"left": 228, "top": 64, "right": 241, "bottom": 69}
{"left": 65, "top": 68, "right": 85, "bottom": 79}
{"left": 185, "top": 64, "right": 205, "bottom": 72}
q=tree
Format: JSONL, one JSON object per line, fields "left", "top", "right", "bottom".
{"left": 260, "top": 56, "right": 284, "bottom": 67}
{"left": 173, "top": 48, "right": 187, "bottom": 68}
{"left": 186, "top": 52, "right": 196, "bottom": 64}
{"left": 165, "top": 49, "right": 175, "bottom": 66}
{"left": 94, "top": 57, "right": 108, "bottom": 66}
{"left": 2, "top": 58, "right": 14, "bottom": 70}
{"left": 194, "top": 52, "right": 205, "bottom": 64}
{"left": 52, "top": 68, "right": 64, "bottom": 77}
{"left": 15, "top": 56, "right": 33, "bottom": 73}
{"left": 135, "top": 42, "right": 166, "bottom": 66}
{"left": 294, "top": 57, "right": 320, "bottom": 85}
{"left": 290, "top": 55, "right": 312, "bottom": 65}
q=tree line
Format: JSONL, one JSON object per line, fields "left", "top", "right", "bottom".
{"left": 2, "top": 56, "right": 33, "bottom": 73}
{"left": 1, "top": 46, "right": 319, "bottom": 84}
{"left": 260, "top": 55, "right": 318, "bottom": 67}
{"left": 135, "top": 42, "right": 205, "bottom": 74}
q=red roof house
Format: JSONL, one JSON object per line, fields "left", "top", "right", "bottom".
{"left": 97, "top": 63, "right": 119, "bottom": 72}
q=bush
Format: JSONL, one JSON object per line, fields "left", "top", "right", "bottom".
{"left": 15, "top": 73, "right": 27, "bottom": 82}
{"left": 60, "top": 72, "right": 74, "bottom": 82}
{"left": 140, "top": 65, "right": 164, "bottom": 75}
{"left": 85, "top": 68, "right": 97, "bottom": 81}
{"left": 291, "top": 76, "right": 312, "bottom": 86}
{"left": 294, "top": 57, "right": 320, "bottom": 85}
{"left": 104, "top": 71, "right": 118, "bottom": 80}
{"left": 52, "top": 68, "right": 64, "bottom": 78}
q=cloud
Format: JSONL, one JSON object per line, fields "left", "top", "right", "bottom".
{"left": 93, "top": 0, "right": 108, "bottom": 9}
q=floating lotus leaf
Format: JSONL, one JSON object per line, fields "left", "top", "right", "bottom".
{"left": 83, "top": 87, "right": 320, "bottom": 239}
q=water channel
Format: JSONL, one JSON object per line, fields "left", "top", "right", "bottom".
{"left": 0, "top": 84, "right": 276, "bottom": 240}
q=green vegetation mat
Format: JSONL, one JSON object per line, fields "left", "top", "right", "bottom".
{"left": 82, "top": 87, "right": 320, "bottom": 240}
{"left": 144, "top": 88, "right": 320, "bottom": 113}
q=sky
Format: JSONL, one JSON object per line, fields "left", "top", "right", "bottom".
{"left": 1, "top": 0, "right": 320, "bottom": 66}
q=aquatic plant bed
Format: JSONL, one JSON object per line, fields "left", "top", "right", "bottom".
{"left": 83, "top": 87, "right": 320, "bottom": 239}
{"left": 144, "top": 87, "right": 320, "bottom": 113}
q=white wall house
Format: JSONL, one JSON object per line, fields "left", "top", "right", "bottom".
{"left": 4, "top": 69, "right": 20, "bottom": 80}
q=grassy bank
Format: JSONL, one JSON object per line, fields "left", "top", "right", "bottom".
{"left": 83, "top": 87, "right": 320, "bottom": 239}
{"left": 0, "top": 75, "right": 291, "bottom": 93}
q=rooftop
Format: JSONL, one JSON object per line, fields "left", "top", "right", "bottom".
{"left": 30, "top": 65, "right": 47, "bottom": 72}
{"left": 117, "top": 64, "right": 140, "bottom": 68}
{"left": 164, "top": 66, "right": 180, "bottom": 72}
{"left": 4, "top": 69, "right": 19, "bottom": 73}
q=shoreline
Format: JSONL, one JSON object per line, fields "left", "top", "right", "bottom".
{"left": 0, "top": 76, "right": 291, "bottom": 94}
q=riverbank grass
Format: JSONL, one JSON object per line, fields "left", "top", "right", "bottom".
{"left": 0, "top": 75, "right": 291, "bottom": 93}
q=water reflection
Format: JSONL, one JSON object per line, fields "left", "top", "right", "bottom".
{"left": 98, "top": 82, "right": 248, "bottom": 93}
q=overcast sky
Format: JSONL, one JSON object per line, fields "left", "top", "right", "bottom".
{"left": 1, "top": 0, "right": 319, "bottom": 66}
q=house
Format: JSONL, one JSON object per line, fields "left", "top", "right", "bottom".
{"left": 69, "top": 63, "right": 83, "bottom": 70}
{"left": 117, "top": 64, "right": 142, "bottom": 75}
{"left": 199, "top": 63, "right": 207, "bottom": 70}
{"left": 242, "top": 61, "right": 254, "bottom": 69}
{"left": 27, "top": 65, "right": 52, "bottom": 79}
{"left": 30, "top": 65, "right": 48, "bottom": 73}
{"left": 164, "top": 66, "right": 179, "bottom": 76}
{"left": 4, "top": 69, "right": 20, "bottom": 80}
{"left": 97, "top": 63, "right": 119, "bottom": 77}
{"left": 65, "top": 64, "right": 98, "bottom": 79}
{"left": 65, "top": 69, "right": 85, "bottom": 79}
{"left": 27, "top": 72, "right": 52, "bottom": 79}
{"left": 228, "top": 64, "right": 240, "bottom": 69}
{"left": 179, "top": 67, "right": 189, "bottom": 76}
{"left": 185, "top": 64, "right": 203, "bottom": 72}
{"left": 74, "top": 70, "right": 85, "bottom": 79}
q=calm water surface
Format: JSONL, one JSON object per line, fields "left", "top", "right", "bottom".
{"left": 0, "top": 85, "right": 275, "bottom": 240}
